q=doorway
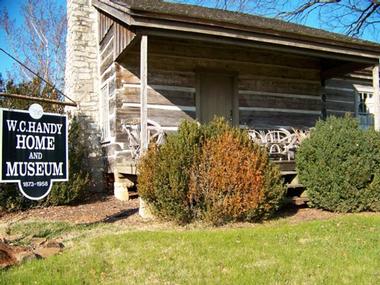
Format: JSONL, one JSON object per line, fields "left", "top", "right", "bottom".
{"left": 197, "top": 72, "right": 237, "bottom": 124}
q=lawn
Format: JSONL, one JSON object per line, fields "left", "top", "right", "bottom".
{"left": 1, "top": 215, "right": 380, "bottom": 284}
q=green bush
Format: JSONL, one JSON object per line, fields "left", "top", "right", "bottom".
{"left": 44, "top": 116, "right": 91, "bottom": 206}
{"left": 296, "top": 115, "right": 380, "bottom": 212}
{"left": 0, "top": 184, "right": 37, "bottom": 211}
{"left": 138, "top": 118, "right": 285, "bottom": 225}
{"left": 138, "top": 120, "right": 203, "bottom": 223}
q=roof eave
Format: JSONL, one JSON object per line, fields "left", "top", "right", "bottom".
{"left": 92, "top": 0, "right": 380, "bottom": 62}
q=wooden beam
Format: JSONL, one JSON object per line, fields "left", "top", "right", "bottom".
{"left": 321, "top": 62, "right": 371, "bottom": 80}
{"left": 0, "top": 93, "right": 77, "bottom": 107}
{"left": 138, "top": 29, "right": 378, "bottom": 65}
{"left": 132, "top": 17, "right": 380, "bottom": 60}
{"left": 373, "top": 64, "right": 380, "bottom": 131}
{"left": 140, "top": 35, "right": 148, "bottom": 152}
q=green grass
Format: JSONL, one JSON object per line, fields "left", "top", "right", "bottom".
{"left": 1, "top": 215, "right": 380, "bottom": 284}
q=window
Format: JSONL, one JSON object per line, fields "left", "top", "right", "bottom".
{"left": 358, "top": 92, "right": 372, "bottom": 115}
{"left": 356, "top": 89, "right": 374, "bottom": 129}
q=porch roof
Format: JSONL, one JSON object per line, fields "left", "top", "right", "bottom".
{"left": 93, "top": 0, "right": 380, "bottom": 64}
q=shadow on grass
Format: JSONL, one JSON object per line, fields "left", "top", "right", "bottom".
{"left": 102, "top": 207, "right": 139, "bottom": 223}
{"left": 271, "top": 203, "right": 308, "bottom": 221}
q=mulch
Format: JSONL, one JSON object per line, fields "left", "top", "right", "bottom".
{"left": 0, "top": 196, "right": 142, "bottom": 225}
{"left": 0, "top": 195, "right": 356, "bottom": 227}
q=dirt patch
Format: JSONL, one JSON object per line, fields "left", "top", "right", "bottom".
{"left": 0, "top": 195, "right": 375, "bottom": 228}
{"left": 275, "top": 205, "right": 341, "bottom": 223}
{"left": 0, "top": 196, "right": 142, "bottom": 225}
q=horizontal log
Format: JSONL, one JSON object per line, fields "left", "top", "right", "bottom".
{"left": 119, "top": 87, "right": 195, "bottom": 106}
{"left": 239, "top": 107, "right": 320, "bottom": 115}
{"left": 122, "top": 103, "right": 196, "bottom": 112}
{"left": 239, "top": 90, "right": 321, "bottom": 100}
{"left": 116, "top": 65, "right": 196, "bottom": 87}
{"left": 326, "top": 77, "right": 370, "bottom": 88}
{"left": 239, "top": 110, "right": 320, "bottom": 129}
{"left": 324, "top": 90, "right": 355, "bottom": 102}
{"left": 115, "top": 107, "right": 195, "bottom": 141}
{"left": 239, "top": 78, "right": 320, "bottom": 96}
{"left": 325, "top": 101, "right": 355, "bottom": 112}
{"left": 239, "top": 93, "right": 321, "bottom": 111}
{"left": 122, "top": 83, "right": 195, "bottom": 93}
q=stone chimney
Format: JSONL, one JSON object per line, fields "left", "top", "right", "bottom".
{"left": 65, "top": 0, "right": 106, "bottom": 193}
{"left": 65, "top": 0, "right": 99, "bottom": 124}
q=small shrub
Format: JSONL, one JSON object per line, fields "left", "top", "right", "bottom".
{"left": 296, "top": 115, "right": 380, "bottom": 212}
{"left": 189, "top": 132, "right": 285, "bottom": 225}
{"left": 138, "top": 118, "right": 285, "bottom": 225}
{"left": 138, "top": 120, "right": 203, "bottom": 223}
{"left": 0, "top": 184, "right": 37, "bottom": 211}
{"left": 46, "top": 171, "right": 90, "bottom": 206}
{"left": 45, "top": 116, "right": 91, "bottom": 206}
{"left": 137, "top": 145, "right": 160, "bottom": 205}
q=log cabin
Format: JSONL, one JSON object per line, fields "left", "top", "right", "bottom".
{"left": 65, "top": 0, "right": 380, "bottom": 199}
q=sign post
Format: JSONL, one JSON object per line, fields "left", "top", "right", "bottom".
{"left": 0, "top": 105, "right": 68, "bottom": 200}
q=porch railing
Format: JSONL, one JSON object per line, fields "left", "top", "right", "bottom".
{"left": 248, "top": 128, "right": 310, "bottom": 161}
{"left": 121, "top": 119, "right": 165, "bottom": 159}
{"left": 121, "top": 120, "right": 309, "bottom": 161}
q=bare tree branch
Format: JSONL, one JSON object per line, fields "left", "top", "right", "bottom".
{"left": 0, "top": 0, "right": 66, "bottom": 92}
{"left": 169, "top": 0, "right": 380, "bottom": 40}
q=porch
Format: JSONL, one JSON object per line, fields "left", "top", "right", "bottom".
{"left": 111, "top": 34, "right": 379, "bottom": 171}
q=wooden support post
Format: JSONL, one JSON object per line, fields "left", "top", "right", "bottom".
{"left": 373, "top": 64, "right": 380, "bottom": 131}
{"left": 139, "top": 35, "right": 153, "bottom": 219}
{"left": 140, "top": 35, "right": 148, "bottom": 152}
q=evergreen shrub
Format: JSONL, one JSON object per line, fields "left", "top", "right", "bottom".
{"left": 45, "top": 116, "right": 91, "bottom": 206}
{"left": 296, "top": 115, "right": 380, "bottom": 212}
{"left": 138, "top": 120, "right": 203, "bottom": 223}
{"left": 138, "top": 118, "right": 285, "bottom": 225}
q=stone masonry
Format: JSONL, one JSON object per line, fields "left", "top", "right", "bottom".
{"left": 65, "top": 0, "right": 106, "bottom": 193}
{"left": 65, "top": 0, "right": 99, "bottom": 123}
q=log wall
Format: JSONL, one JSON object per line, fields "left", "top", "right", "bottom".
{"left": 116, "top": 36, "right": 325, "bottom": 133}
{"left": 325, "top": 69, "right": 372, "bottom": 117}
